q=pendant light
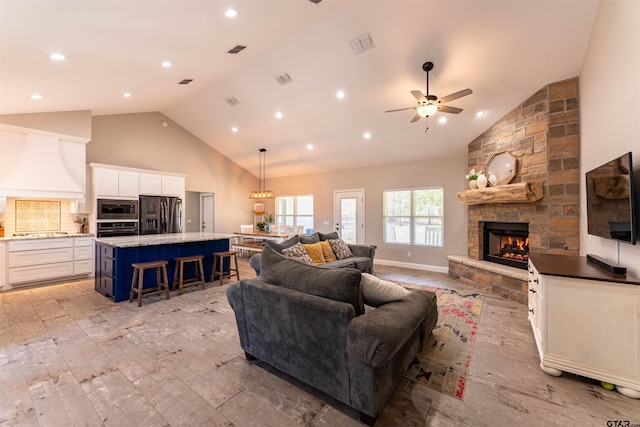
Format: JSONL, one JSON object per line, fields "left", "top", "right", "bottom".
{"left": 249, "top": 148, "right": 275, "bottom": 199}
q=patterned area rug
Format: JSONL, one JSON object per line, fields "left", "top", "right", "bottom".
{"left": 401, "top": 284, "right": 484, "bottom": 400}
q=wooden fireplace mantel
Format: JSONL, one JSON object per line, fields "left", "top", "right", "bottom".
{"left": 457, "top": 182, "right": 544, "bottom": 205}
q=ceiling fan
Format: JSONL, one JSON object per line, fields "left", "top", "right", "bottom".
{"left": 385, "top": 61, "right": 472, "bottom": 123}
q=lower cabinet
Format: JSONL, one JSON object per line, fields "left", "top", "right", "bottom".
{"left": 7, "top": 237, "right": 94, "bottom": 287}
{"left": 528, "top": 255, "right": 640, "bottom": 399}
{"left": 0, "top": 242, "right": 6, "bottom": 288}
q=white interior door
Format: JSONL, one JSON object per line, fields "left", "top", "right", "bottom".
{"left": 200, "top": 193, "right": 214, "bottom": 232}
{"left": 334, "top": 190, "right": 364, "bottom": 244}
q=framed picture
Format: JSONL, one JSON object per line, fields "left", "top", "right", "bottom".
{"left": 253, "top": 203, "right": 264, "bottom": 214}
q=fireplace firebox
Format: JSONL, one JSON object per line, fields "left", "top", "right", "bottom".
{"left": 482, "top": 222, "right": 529, "bottom": 269}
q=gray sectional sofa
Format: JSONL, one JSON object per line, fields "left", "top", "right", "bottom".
{"left": 249, "top": 231, "right": 376, "bottom": 276}
{"left": 227, "top": 246, "right": 438, "bottom": 425}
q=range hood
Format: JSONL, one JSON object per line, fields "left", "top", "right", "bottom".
{"left": 0, "top": 124, "right": 89, "bottom": 199}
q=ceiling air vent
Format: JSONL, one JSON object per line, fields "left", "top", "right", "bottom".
{"left": 225, "top": 96, "right": 239, "bottom": 106}
{"left": 228, "top": 45, "right": 247, "bottom": 54}
{"left": 274, "top": 72, "right": 293, "bottom": 85}
{"left": 178, "top": 79, "right": 193, "bottom": 85}
{"left": 350, "top": 34, "right": 374, "bottom": 55}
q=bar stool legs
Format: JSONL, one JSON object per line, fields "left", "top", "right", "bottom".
{"left": 129, "top": 260, "right": 170, "bottom": 307}
{"left": 212, "top": 251, "right": 240, "bottom": 286}
{"left": 172, "top": 255, "right": 206, "bottom": 295}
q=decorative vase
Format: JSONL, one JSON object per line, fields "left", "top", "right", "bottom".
{"left": 488, "top": 173, "right": 498, "bottom": 186}
{"left": 476, "top": 173, "right": 488, "bottom": 188}
{"left": 264, "top": 224, "right": 272, "bottom": 233}
{"left": 468, "top": 179, "right": 477, "bottom": 189}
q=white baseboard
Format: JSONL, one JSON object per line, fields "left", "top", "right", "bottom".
{"left": 374, "top": 259, "right": 449, "bottom": 274}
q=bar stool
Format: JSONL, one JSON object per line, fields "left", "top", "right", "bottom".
{"left": 211, "top": 250, "right": 240, "bottom": 286}
{"left": 172, "top": 255, "right": 206, "bottom": 295}
{"left": 129, "top": 260, "right": 170, "bottom": 307}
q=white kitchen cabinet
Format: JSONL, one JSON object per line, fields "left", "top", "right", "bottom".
{"left": 73, "top": 237, "right": 94, "bottom": 275}
{"left": 161, "top": 175, "right": 184, "bottom": 196}
{"left": 92, "top": 167, "right": 139, "bottom": 198}
{"left": 0, "top": 242, "right": 6, "bottom": 288}
{"left": 118, "top": 171, "right": 139, "bottom": 197}
{"left": 528, "top": 255, "right": 640, "bottom": 399}
{"left": 139, "top": 173, "right": 162, "bottom": 195}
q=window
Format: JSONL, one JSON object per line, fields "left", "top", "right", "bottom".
{"left": 383, "top": 187, "right": 443, "bottom": 246}
{"left": 276, "top": 195, "right": 314, "bottom": 233}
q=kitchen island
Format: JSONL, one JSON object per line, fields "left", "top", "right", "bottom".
{"left": 94, "top": 232, "right": 234, "bottom": 302}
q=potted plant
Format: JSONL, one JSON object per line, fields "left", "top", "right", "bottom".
{"left": 465, "top": 168, "right": 479, "bottom": 189}
{"left": 263, "top": 212, "right": 275, "bottom": 233}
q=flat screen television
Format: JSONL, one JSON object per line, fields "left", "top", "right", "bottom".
{"left": 585, "top": 152, "right": 637, "bottom": 245}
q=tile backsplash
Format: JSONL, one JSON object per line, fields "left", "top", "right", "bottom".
{"left": 1, "top": 198, "right": 82, "bottom": 235}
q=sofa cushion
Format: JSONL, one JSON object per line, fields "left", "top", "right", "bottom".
{"left": 299, "top": 232, "right": 320, "bottom": 244}
{"left": 329, "top": 238, "right": 354, "bottom": 260}
{"left": 303, "top": 242, "right": 326, "bottom": 265}
{"left": 265, "top": 235, "right": 301, "bottom": 254}
{"left": 319, "top": 231, "right": 340, "bottom": 241}
{"left": 360, "top": 273, "right": 410, "bottom": 307}
{"left": 259, "top": 246, "right": 365, "bottom": 315}
{"left": 319, "top": 239, "right": 337, "bottom": 262}
{"left": 281, "top": 242, "right": 314, "bottom": 264}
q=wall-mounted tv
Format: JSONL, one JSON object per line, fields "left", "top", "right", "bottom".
{"left": 585, "top": 152, "right": 637, "bottom": 245}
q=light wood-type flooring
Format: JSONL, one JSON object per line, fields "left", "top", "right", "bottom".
{"left": 1, "top": 257, "right": 638, "bottom": 426}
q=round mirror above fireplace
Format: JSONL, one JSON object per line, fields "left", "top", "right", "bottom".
{"left": 486, "top": 151, "right": 517, "bottom": 186}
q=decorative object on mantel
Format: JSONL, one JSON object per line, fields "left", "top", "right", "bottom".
{"left": 465, "top": 168, "right": 480, "bottom": 189}
{"left": 457, "top": 182, "right": 544, "bottom": 205}
{"left": 486, "top": 151, "right": 517, "bottom": 186}
{"left": 487, "top": 171, "right": 498, "bottom": 186}
{"left": 476, "top": 172, "right": 488, "bottom": 189}
{"left": 249, "top": 148, "right": 275, "bottom": 199}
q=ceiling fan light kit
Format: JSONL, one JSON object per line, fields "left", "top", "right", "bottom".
{"left": 385, "top": 61, "right": 473, "bottom": 124}
{"left": 249, "top": 148, "right": 275, "bottom": 199}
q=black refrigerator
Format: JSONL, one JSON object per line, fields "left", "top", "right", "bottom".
{"left": 139, "top": 195, "right": 182, "bottom": 235}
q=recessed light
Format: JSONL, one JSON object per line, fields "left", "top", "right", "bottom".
{"left": 231, "top": 127, "right": 238, "bottom": 133}
{"left": 438, "top": 116, "right": 447, "bottom": 124}
{"left": 48, "top": 53, "right": 65, "bottom": 61}
{"left": 225, "top": 8, "right": 237, "bottom": 18}
{"left": 363, "top": 132, "right": 371, "bottom": 139}
{"left": 122, "top": 92, "right": 132, "bottom": 98}
{"left": 307, "top": 144, "right": 314, "bottom": 150}
{"left": 30, "top": 94, "right": 44, "bottom": 100}
{"left": 476, "top": 110, "right": 485, "bottom": 117}
{"left": 275, "top": 111, "right": 283, "bottom": 119}
{"left": 336, "top": 90, "right": 345, "bottom": 99}
{"left": 161, "top": 61, "right": 172, "bottom": 68}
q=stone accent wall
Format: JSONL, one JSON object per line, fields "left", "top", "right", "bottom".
{"left": 466, "top": 77, "right": 580, "bottom": 259}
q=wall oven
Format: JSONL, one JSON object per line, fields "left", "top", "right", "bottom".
{"left": 96, "top": 221, "right": 139, "bottom": 238}
{"left": 97, "top": 199, "right": 138, "bottom": 220}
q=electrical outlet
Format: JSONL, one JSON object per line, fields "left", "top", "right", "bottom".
{"left": 407, "top": 251, "right": 411, "bottom": 258}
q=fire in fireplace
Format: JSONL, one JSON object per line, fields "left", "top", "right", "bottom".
{"left": 482, "top": 222, "right": 529, "bottom": 269}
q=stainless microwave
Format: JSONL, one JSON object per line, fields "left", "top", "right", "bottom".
{"left": 97, "top": 199, "right": 139, "bottom": 220}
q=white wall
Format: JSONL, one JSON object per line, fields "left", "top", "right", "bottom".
{"left": 580, "top": 0, "right": 640, "bottom": 277}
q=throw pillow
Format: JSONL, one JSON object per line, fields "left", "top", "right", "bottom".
{"left": 360, "top": 273, "right": 410, "bottom": 307}
{"left": 259, "top": 246, "right": 364, "bottom": 315}
{"left": 299, "top": 232, "right": 320, "bottom": 244}
{"left": 328, "top": 238, "right": 353, "bottom": 260}
{"left": 265, "top": 235, "right": 301, "bottom": 254}
{"left": 319, "top": 239, "right": 337, "bottom": 262}
{"left": 281, "top": 242, "right": 314, "bottom": 264}
{"left": 318, "top": 231, "right": 339, "bottom": 241}
{"left": 303, "top": 242, "right": 326, "bottom": 265}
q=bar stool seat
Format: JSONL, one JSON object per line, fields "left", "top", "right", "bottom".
{"left": 211, "top": 250, "right": 240, "bottom": 286}
{"left": 129, "top": 260, "right": 170, "bottom": 307}
{"left": 172, "top": 255, "right": 206, "bottom": 295}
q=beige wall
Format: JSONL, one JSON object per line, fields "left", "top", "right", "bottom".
{"left": 579, "top": 0, "right": 640, "bottom": 277}
{"left": 267, "top": 155, "right": 469, "bottom": 270}
{"left": 88, "top": 112, "right": 258, "bottom": 233}
{"left": 0, "top": 110, "right": 91, "bottom": 139}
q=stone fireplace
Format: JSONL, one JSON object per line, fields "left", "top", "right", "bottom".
{"left": 449, "top": 77, "right": 580, "bottom": 304}
{"left": 483, "top": 221, "right": 529, "bottom": 269}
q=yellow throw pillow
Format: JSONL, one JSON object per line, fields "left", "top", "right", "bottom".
{"left": 303, "top": 242, "right": 326, "bottom": 265}
{"left": 319, "top": 239, "right": 337, "bottom": 262}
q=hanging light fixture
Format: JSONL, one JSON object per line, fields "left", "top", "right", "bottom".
{"left": 249, "top": 148, "right": 275, "bottom": 199}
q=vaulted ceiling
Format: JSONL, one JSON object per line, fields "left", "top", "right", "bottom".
{"left": 0, "top": 0, "right": 600, "bottom": 178}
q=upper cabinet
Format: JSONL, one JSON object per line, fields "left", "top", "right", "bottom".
{"left": 160, "top": 175, "right": 184, "bottom": 197}
{"left": 90, "top": 163, "right": 185, "bottom": 199}
{"left": 92, "top": 167, "right": 139, "bottom": 198}
{"left": 139, "top": 173, "right": 184, "bottom": 197}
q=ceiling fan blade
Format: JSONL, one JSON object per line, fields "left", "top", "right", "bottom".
{"left": 438, "top": 105, "right": 463, "bottom": 114}
{"left": 411, "top": 90, "right": 426, "bottom": 102}
{"left": 410, "top": 113, "right": 422, "bottom": 123}
{"left": 438, "top": 88, "right": 473, "bottom": 104}
{"left": 385, "top": 106, "right": 417, "bottom": 113}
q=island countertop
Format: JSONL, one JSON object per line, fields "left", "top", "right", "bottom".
{"left": 94, "top": 232, "right": 235, "bottom": 248}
